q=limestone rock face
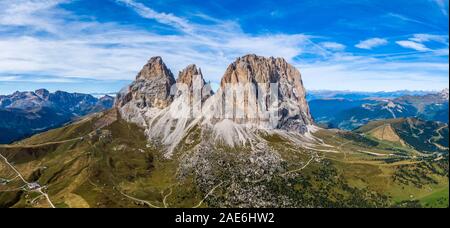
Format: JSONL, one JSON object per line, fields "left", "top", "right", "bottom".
{"left": 176, "top": 64, "right": 213, "bottom": 102}
{"left": 177, "top": 64, "right": 202, "bottom": 87}
{"left": 116, "top": 57, "right": 176, "bottom": 109}
{"left": 219, "top": 54, "right": 313, "bottom": 133}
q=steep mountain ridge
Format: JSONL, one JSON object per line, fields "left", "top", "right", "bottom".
{"left": 0, "top": 90, "right": 114, "bottom": 144}
{"left": 310, "top": 89, "right": 449, "bottom": 130}
{"left": 0, "top": 89, "right": 112, "bottom": 115}
{"left": 306, "top": 90, "right": 437, "bottom": 101}
{"left": 116, "top": 56, "right": 176, "bottom": 109}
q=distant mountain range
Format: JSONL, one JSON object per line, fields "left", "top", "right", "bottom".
{"left": 310, "top": 89, "right": 449, "bottom": 130}
{"left": 0, "top": 89, "right": 114, "bottom": 144}
{"left": 306, "top": 90, "right": 439, "bottom": 101}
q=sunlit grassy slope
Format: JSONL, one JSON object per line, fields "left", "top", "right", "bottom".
{"left": 0, "top": 111, "right": 448, "bottom": 208}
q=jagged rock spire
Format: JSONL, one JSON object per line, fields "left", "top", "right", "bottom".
{"left": 176, "top": 64, "right": 213, "bottom": 101}
{"left": 116, "top": 56, "right": 176, "bottom": 109}
{"left": 136, "top": 56, "right": 175, "bottom": 81}
{"left": 177, "top": 64, "right": 203, "bottom": 86}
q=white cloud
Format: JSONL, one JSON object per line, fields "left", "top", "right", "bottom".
{"left": 319, "top": 42, "right": 346, "bottom": 51}
{"left": 300, "top": 58, "right": 449, "bottom": 91}
{"left": 396, "top": 40, "right": 431, "bottom": 51}
{"left": 0, "top": 0, "right": 69, "bottom": 34}
{"left": 355, "top": 38, "right": 388, "bottom": 50}
{"left": 115, "top": 0, "right": 193, "bottom": 33}
{"left": 433, "top": 48, "right": 450, "bottom": 56}
{"left": 409, "top": 33, "right": 449, "bottom": 44}
{"left": 0, "top": 76, "right": 21, "bottom": 82}
{"left": 0, "top": 75, "right": 77, "bottom": 83}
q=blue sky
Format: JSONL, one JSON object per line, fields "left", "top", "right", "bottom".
{"left": 0, "top": 0, "right": 448, "bottom": 94}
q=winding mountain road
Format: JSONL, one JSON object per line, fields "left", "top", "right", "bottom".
{"left": 0, "top": 153, "right": 55, "bottom": 208}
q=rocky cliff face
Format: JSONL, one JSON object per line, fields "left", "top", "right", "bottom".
{"left": 219, "top": 54, "right": 313, "bottom": 132}
{"left": 176, "top": 64, "right": 213, "bottom": 102}
{"left": 116, "top": 57, "right": 176, "bottom": 109}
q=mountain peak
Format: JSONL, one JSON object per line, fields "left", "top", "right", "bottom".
{"left": 177, "top": 64, "right": 203, "bottom": 85}
{"left": 136, "top": 56, "right": 175, "bottom": 81}
{"left": 220, "top": 54, "right": 296, "bottom": 85}
{"left": 237, "top": 54, "right": 287, "bottom": 64}
{"left": 35, "top": 88, "right": 50, "bottom": 99}
{"left": 116, "top": 56, "right": 176, "bottom": 110}
{"left": 176, "top": 64, "right": 213, "bottom": 102}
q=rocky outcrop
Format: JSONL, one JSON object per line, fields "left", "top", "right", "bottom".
{"left": 176, "top": 64, "right": 213, "bottom": 102}
{"left": 177, "top": 64, "right": 203, "bottom": 88}
{"left": 116, "top": 56, "right": 176, "bottom": 109}
{"left": 219, "top": 54, "right": 313, "bottom": 133}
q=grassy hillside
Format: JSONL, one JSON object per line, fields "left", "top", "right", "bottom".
{"left": 0, "top": 110, "right": 203, "bottom": 208}
{"left": 1, "top": 112, "right": 448, "bottom": 208}
{"left": 355, "top": 118, "right": 449, "bottom": 153}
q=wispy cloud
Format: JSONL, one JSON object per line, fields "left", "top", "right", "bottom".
{"left": 0, "top": 0, "right": 69, "bottom": 34}
{"left": 115, "top": 0, "right": 193, "bottom": 33}
{"left": 432, "top": 0, "right": 449, "bottom": 16}
{"left": 387, "top": 12, "right": 445, "bottom": 31}
{"left": 396, "top": 40, "right": 431, "bottom": 51}
{"left": 0, "top": 76, "right": 21, "bottom": 82}
{"left": 355, "top": 38, "right": 388, "bottom": 50}
{"left": 409, "top": 33, "right": 449, "bottom": 44}
{"left": 319, "top": 42, "right": 346, "bottom": 51}
{"left": 0, "top": 74, "right": 76, "bottom": 83}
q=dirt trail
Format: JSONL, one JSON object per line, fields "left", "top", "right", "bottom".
{"left": 119, "top": 190, "right": 161, "bottom": 208}
{"left": 281, "top": 156, "right": 315, "bottom": 176}
{"left": 0, "top": 137, "right": 82, "bottom": 149}
{"left": 193, "top": 181, "right": 224, "bottom": 208}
